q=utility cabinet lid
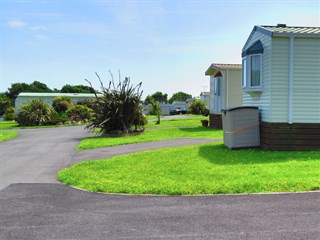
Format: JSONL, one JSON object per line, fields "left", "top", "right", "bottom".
{"left": 221, "top": 106, "right": 258, "bottom": 113}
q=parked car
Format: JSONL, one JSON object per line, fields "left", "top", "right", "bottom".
{"left": 170, "top": 107, "right": 187, "bottom": 115}
{"left": 179, "top": 107, "right": 187, "bottom": 114}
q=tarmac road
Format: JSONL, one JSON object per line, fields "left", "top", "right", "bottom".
{"left": 0, "top": 126, "right": 217, "bottom": 190}
{"left": 0, "top": 126, "right": 319, "bottom": 240}
{"left": 0, "top": 126, "right": 90, "bottom": 190}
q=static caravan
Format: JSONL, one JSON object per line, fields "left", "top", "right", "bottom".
{"left": 200, "top": 91, "right": 210, "bottom": 109}
{"left": 205, "top": 63, "right": 242, "bottom": 128}
{"left": 242, "top": 24, "right": 320, "bottom": 150}
{"left": 15, "top": 92, "right": 101, "bottom": 110}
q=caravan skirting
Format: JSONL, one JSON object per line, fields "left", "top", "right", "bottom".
{"left": 209, "top": 114, "right": 222, "bottom": 129}
{"left": 260, "top": 122, "right": 320, "bottom": 151}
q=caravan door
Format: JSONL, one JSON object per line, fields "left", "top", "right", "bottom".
{"left": 214, "top": 77, "right": 222, "bottom": 112}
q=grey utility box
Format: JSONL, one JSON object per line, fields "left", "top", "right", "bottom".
{"left": 222, "top": 106, "right": 260, "bottom": 149}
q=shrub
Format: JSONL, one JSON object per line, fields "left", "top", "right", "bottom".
{"left": 76, "top": 99, "right": 95, "bottom": 109}
{"left": 66, "top": 105, "right": 92, "bottom": 122}
{"left": 0, "top": 96, "right": 11, "bottom": 116}
{"left": 133, "top": 114, "right": 148, "bottom": 129}
{"left": 85, "top": 71, "right": 146, "bottom": 135}
{"left": 149, "top": 100, "right": 161, "bottom": 124}
{"left": 188, "top": 99, "right": 208, "bottom": 114}
{"left": 16, "top": 99, "right": 54, "bottom": 126}
{"left": 50, "top": 111, "right": 68, "bottom": 124}
{"left": 52, "top": 96, "right": 71, "bottom": 113}
{"left": 3, "top": 106, "right": 15, "bottom": 120}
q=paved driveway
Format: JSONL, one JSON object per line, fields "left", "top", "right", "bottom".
{"left": 0, "top": 126, "right": 216, "bottom": 190}
{"left": 0, "top": 126, "right": 90, "bottom": 190}
{"left": 0, "top": 126, "right": 319, "bottom": 240}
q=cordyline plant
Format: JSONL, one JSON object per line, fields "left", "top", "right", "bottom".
{"left": 85, "top": 71, "right": 146, "bottom": 135}
{"left": 16, "top": 99, "right": 54, "bottom": 126}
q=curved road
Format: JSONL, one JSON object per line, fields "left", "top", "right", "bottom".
{"left": 0, "top": 126, "right": 319, "bottom": 240}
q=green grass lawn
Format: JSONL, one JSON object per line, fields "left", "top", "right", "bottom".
{"left": 78, "top": 117, "right": 218, "bottom": 150}
{"left": 0, "top": 121, "right": 19, "bottom": 130}
{"left": 0, "top": 120, "right": 85, "bottom": 130}
{"left": 146, "top": 116, "right": 205, "bottom": 128}
{"left": 145, "top": 115, "right": 157, "bottom": 121}
{"left": 0, "top": 131, "right": 19, "bottom": 142}
{"left": 58, "top": 142, "right": 320, "bottom": 195}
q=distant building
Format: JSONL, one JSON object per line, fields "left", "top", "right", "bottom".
{"left": 200, "top": 91, "right": 210, "bottom": 108}
{"left": 15, "top": 92, "right": 102, "bottom": 109}
{"left": 205, "top": 63, "right": 242, "bottom": 128}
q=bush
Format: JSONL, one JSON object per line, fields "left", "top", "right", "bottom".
{"left": 76, "top": 99, "right": 95, "bottom": 109}
{"left": 3, "top": 106, "right": 15, "bottom": 120}
{"left": 149, "top": 101, "right": 161, "bottom": 116}
{"left": 50, "top": 111, "right": 68, "bottom": 125}
{"left": 16, "top": 99, "right": 54, "bottom": 126}
{"left": 149, "top": 100, "right": 161, "bottom": 124}
{"left": 66, "top": 105, "right": 92, "bottom": 122}
{"left": 188, "top": 99, "right": 208, "bottom": 114}
{"left": 0, "top": 96, "right": 11, "bottom": 116}
{"left": 86, "top": 71, "right": 146, "bottom": 135}
{"left": 52, "top": 96, "right": 71, "bottom": 113}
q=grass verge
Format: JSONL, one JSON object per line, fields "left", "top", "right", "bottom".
{"left": 0, "top": 131, "right": 19, "bottom": 142}
{"left": 0, "top": 121, "right": 19, "bottom": 130}
{"left": 0, "top": 120, "right": 85, "bottom": 130}
{"left": 78, "top": 117, "right": 215, "bottom": 150}
{"left": 146, "top": 116, "right": 204, "bottom": 128}
{"left": 59, "top": 142, "right": 320, "bottom": 195}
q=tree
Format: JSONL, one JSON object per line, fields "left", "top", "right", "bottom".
{"left": 6, "top": 82, "right": 32, "bottom": 100}
{"left": 144, "top": 91, "right": 168, "bottom": 104}
{"left": 3, "top": 106, "right": 15, "bottom": 120}
{"left": 5, "top": 81, "right": 53, "bottom": 101}
{"left": 169, "top": 91, "right": 192, "bottom": 103}
{"left": 188, "top": 99, "right": 208, "bottom": 114}
{"left": 29, "top": 81, "right": 53, "bottom": 93}
{"left": 0, "top": 94, "right": 12, "bottom": 115}
{"left": 85, "top": 71, "right": 146, "bottom": 135}
{"left": 60, "top": 84, "right": 95, "bottom": 93}
{"left": 149, "top": 99, "right": 162, "bottom": 124}
{"left": 144, "top": 95, "right": 154, "bottom": 105}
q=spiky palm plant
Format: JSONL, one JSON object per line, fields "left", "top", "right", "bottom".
{"left": 16, "top": 99, "right": 54, "bottom": 126}
{"left": 85, "top": 71, "right": 146, "bottom": 135}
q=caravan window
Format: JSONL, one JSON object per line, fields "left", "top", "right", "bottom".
{"left": 250, "top": 54, "right": 262, "bottom": 87}
{"left": 242, "top": 58, "right": 246, "bottom": 88}
{"left": 214, "top": 78, "right": 221, "bottom": 96}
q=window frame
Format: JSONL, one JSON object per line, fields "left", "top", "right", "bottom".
{"left": 214, "top": 77, "right": 221, "bottom": 96}
{"left": 242, "top": 57, "right": 247, "bottom": 88}
{"left": 248, "top": 54, "right": 262, "bottom": 88}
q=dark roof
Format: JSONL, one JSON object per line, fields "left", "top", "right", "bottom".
{"left": 205, "top": 63, "right": 242, "bottom": 76}
{"left": 242, "top": 40, "right": 264, "bottom": 57}
{"left": 259, "top": 25, "right": 320, "bottom": 36}
{"left": 242, "top": 24, "right": 320, "bottom": 52}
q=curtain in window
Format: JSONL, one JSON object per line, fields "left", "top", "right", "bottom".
{"left": 251, "top": 55, "right": 261, "bottom": 87}
{"left": 214, "top": 78, "right": 221, "bottom": 96}
{"left": 242, "top": 58, "right": 246, "bottom": 87}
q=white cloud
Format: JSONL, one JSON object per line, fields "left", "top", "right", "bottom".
{"left": 7, "top": 20, "right": 26, "bottom": 28}
{"left": 30, "top": 26, "right": 47, "bottom": 31}
{"left": 35, "top": 34, "right": 48, "bottom": 40}
{"left": 56, "top": 22, "right": 113, "bottom": 36}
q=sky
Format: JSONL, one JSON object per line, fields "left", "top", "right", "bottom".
{"left": 1, "top": 0, "right": 319, "bottom": 99}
